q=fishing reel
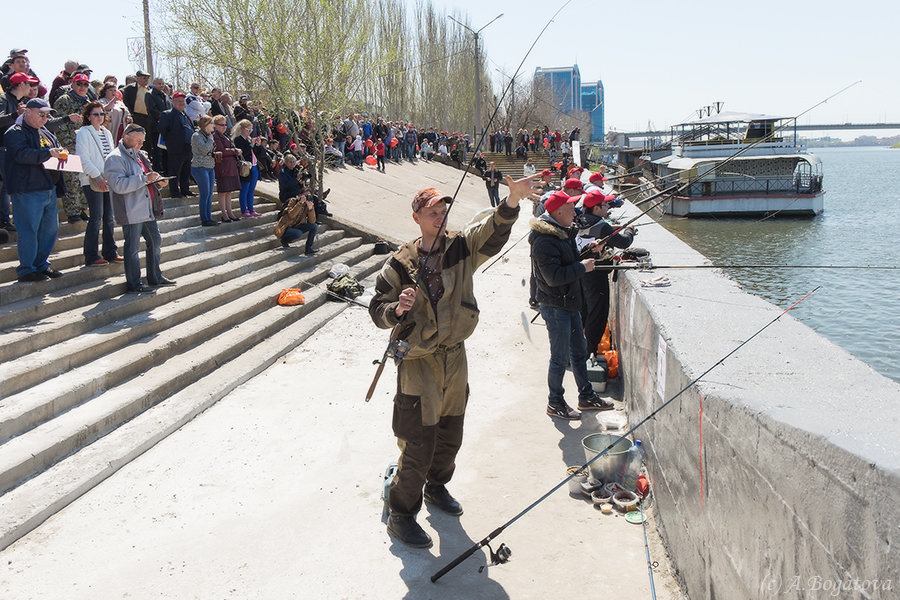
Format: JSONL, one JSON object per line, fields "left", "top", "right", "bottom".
{"left": 478, "top": 542, "right": 512, "bottom": 573}
{"left": 386, "top": 338, "right": 410, "bottom": 364}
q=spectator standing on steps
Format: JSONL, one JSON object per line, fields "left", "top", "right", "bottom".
{"left": 157, "top": 92, "right": 195, "bottom": 199}
{"left": 53, "top": 73, "right": 93, "bottom": 222}
{"left": 190, "top": 115, "right": 218, "bottom": 227}
{"left": 483, "top": 161, "right": 502, "bottom": 207}
{"left": 211, "top": 115, "right": 241, "bottom": 222}
{"left": 5, "top": 98, "right": 66, "bottom": 282}
{"left": 234, "top": 119, "right": 261, "bottom": 217}
{"left": 104, "top": 124, "right": 175, "bottom": 294}
{"left": 75, "top": 100, "right": 120, "bottom": 266}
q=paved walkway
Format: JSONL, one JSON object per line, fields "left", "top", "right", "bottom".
{"left": 0, "top": 161, "right": 685, "bottom": 599}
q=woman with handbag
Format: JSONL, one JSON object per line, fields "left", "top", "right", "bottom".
{"left": 99, "top": 82, "right": 131, "bottom": 145}
{"left": 191, "top": 115, "right": 217, "bottom": 226}
{"left": 233, "top": 118, "right": 261, "bottom": 217}
{"left": 212, "top": 115, "right": 241, "bottom": 222}
{"left": 75, "top": 100, "right": 121, "bottom": 266}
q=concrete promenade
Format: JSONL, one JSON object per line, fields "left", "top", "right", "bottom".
{"left": 0, "top": 162, "right": 684, "bottom": 599}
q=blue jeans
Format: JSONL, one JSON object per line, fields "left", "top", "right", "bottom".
{"left": 487, "top": 186, "right": 501, "bottom": 207}
{"left": 82, "top": 186, "right": 117, "bottom": 263}
{"left": 122, "top": 220, "right": 162, "bottom": 289}
{"left": 405, "top": 142, "right": 416, "bottom": 161}
{"left": 539, "top": 304, "right": 593, "bottom": 406}
{"left": 191, "top": 167, "right": 215, "bottom": 222}
{"left": 11, "top": 188, "right": 59, "bottom": 276}
{"left": 239, "top": 165, "right": 258, "bottom": 213}
{"left": 282, "top": 223, "right": 318, "bottom": 253}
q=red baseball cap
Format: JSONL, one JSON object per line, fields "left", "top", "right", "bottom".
{"left": 567, "top": 166, "right": 584, "bottom": 177}
{"left": 563, "top": 178, "right": 583, "bottom": 191}
{"left": 544, "top": 190, "right": 579, "bottom": 214}
{"left": 172, "top": 91, "right": 186, "bottom": 99}
{"left": 412, "top": 187, "right": 452, "bottom": 212}
{"left": 9, "top": 72, "right": 38, "bottom": 86}
{"left": 589, "top": 172, "right": 608, "bottom": 184}
{"left": 582, "top": 190, "right": 611, "bottom": 208}
{"left": 540, "top": 169, "right": 552, "bottom": 177}
{"left": 72, "top": 73, "right": 90, "bottom": 83}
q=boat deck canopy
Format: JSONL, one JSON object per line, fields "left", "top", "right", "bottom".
{"left": 657, "top": 154, "right": 822, "bottom": 170}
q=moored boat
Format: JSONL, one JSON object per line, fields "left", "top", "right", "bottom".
{"left": 648, "top": 111, "right": 825, "bottom": 217}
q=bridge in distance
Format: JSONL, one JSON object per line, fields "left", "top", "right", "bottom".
{"left": 619, "top": 122, "right": 900, "bottom": 139}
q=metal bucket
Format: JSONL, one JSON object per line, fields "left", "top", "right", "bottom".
{"left": 582, "top": 433, "right": 633, "bottom": 484}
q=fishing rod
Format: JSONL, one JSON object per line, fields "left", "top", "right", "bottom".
{"left": 602, "top": 261, "right": 899, "bottom": 271}
{"left": 430, "top": 286, "right": 820, "bottom": 582}
{"left": 365, "top": 1, "right": 573, "bottom": 401}
{"left": 638, "top": 500, "right": 658, "bottom": 600}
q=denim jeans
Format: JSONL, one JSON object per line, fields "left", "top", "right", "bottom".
{"left": 282, "top": 223, "right": 318, "bottom": 253}
{"left": 538, "top": 304, "right": 594, "bottom": 406}
{"left": 405, "top": 142, "right": 416, "bottom": 162}
{"left": 239, "top": 165, "right": 258, "bottom": 213}
{"left": 11, "top": 188, "right": 59, "bottom": 276}
{"left": 122, "top": 220, "right": 162, "bottom": 289}
{"left": 190, "top": 167, "right": 215, "bottom": 222}
{"left": 487, "top": 186, "right": 501, "bottom": 208}
{"left": 82, "top": 186, "right": 117, "bottom": 264}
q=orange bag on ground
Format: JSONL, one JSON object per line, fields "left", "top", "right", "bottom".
{"left": 598, "top": 324, "right": 611, "bottom": 354}
{"left": 277, "top": 288, "right": 305, "bottom": 306}
{"left": 603, "top": 350, "right": 619, "bottom": 378}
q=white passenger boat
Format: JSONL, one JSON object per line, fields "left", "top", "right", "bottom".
{"left": 650, "top": 111, "right": 825, "bottom": 217}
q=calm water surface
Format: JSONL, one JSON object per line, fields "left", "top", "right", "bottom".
{"left": 659, "top": 147, "right": 900, "bottom": 382}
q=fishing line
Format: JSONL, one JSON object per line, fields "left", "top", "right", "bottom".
{"left": 639, "top": 500, "right": 659, "bottom": 600}
{"left": 430, "top": 286, "right": 820, "bottom": 582}
{"left": 603, "top": 262, "right": 899, "bottom": 271}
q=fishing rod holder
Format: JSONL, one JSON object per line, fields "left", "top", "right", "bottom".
{"left": 478, "top": 542, "right": 512, "bottom": 573}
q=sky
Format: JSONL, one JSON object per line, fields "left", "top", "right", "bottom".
{"left": 6, "top": 0, "right": 899, "bottom": 139}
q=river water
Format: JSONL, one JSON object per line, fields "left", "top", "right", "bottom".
{"left": 658, "top": 146, "right": 900, "bottom": 382}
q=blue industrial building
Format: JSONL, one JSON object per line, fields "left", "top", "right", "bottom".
{"left": 533, "top": 64, "right": 604, "bottom": 142}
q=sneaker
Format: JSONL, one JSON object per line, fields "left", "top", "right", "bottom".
{"left": 242, "top": 211, "right": 251, "bottom": 218}
{"left": 112, "top": 255, "right": 125, "bottom": 262}
{"left": 42, "top": 268, "right": 64, "bottom": 279}
{"left": 546, "top": 403, "right": 581, "bottom": 421}
{"left": 577, "top": 393, "right": 615, "bottom": 412}
{"left": 0, "top": 221, "right": 15, "bottom": 232}
{"left": 250, "top": 211, "right": 262, "bottom": 217}
{"left": 304, "top": 249, "right": 319, "bottom": 256}
{"left": 88, "top": 258, "right": 109, "bottom": 266}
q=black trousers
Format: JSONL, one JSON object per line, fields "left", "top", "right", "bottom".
{"left": 167, "top": 146, "right": 192, "bottom": 197}
{"left": 581, "top": 270, "right": 611, "bottom": 355}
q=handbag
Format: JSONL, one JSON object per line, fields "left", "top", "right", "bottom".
{"left": 237, "top": 158, "right": 252, "bottom": 177}
{"left": 89, "top": 177, "right": 106, "bottom": 192}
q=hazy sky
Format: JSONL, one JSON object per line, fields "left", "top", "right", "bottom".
{"left": 7, "top": 0, "right": 898, "bottom": 139}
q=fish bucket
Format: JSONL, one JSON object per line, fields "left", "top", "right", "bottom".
{"left": 582, "top": 433, "right": 633, "bottom": 484}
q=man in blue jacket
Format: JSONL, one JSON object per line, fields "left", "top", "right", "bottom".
{"left": 5, "top": 98, "right": 67, "bottom": 282}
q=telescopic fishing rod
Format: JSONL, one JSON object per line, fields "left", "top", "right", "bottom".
{"left": 365, "top": 1, "right": 573, "bottom": 401}
{"left": 430, "top": 286, "right": 820, "bottom": 582}
{"left": 602, "top": 261, "right": 899, "bottom": 271}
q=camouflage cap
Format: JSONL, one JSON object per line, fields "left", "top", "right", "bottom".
{"left": 411, "top": 188, "right": 452, "bottom": 212}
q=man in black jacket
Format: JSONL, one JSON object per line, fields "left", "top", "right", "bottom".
{"left": 157, "top": 92, "right": 195, "bottom": 197}
{"left": 122, "top": 71, "right": 151, "bottom": 150}
{"left": 145, "top": 77, "right": 171, "bottom": 171}
{"left": 529, "top": 190, "right": 614, "bottom": 420}
{"left": 483, "top": 161, "right": 502, "bottom": 207}
{"left": 0, "top": 72, "right": 36, "bottom": 232}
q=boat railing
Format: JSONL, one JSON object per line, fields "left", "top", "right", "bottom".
{"left": 685, "top": 174, "right": 822, "bottom": 197}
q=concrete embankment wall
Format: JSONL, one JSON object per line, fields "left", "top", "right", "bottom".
{"left": 610, "top": 206, "right": 899, "bottom": 599}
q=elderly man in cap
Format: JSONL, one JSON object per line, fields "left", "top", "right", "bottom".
{"left": 158, "top": 92, "right": 195, "bottom": 198}
{"left": 4, "top": 98, "right": 67, "bottom": 281}
{"left": 0, "top": 71, "right": 41, "bottom": 232}
{"left": 529, "top": 189, "right": 614, "bottom": 421}
{"left": 104, "top": 123, "right": 174, "bottom": 294}
{"left": 369, "top": 174, "right": 540, "bottom": 549}
{"left": 575, "top": 190, "right": 635, "bottom": 357}
{"left": 1, "top": 49, "right": 45, "bottom": 96}
{"left": 122, "top": 71, "right": 151, "bottom": 147}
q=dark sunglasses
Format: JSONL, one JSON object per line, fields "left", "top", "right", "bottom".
{"left": 89, "top": 112, "right": 104, "bottom": 117}
{"left": 74, "top": 82, "right": 89, "bottom": 86}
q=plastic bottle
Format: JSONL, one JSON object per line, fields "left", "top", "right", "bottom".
{"left": 620, "top": 440, "right": 644, "bottom": 491}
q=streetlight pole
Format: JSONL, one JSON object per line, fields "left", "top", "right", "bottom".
{"left": 449, "top": 13, "right": 503, "bottom": 145}
{"left": 142, "top": 0, "right": 154, "bottom": 76}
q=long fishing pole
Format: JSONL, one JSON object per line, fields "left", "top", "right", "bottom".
{"left": 431, "top": 286, "right": 820, "bottom": 582}
{"left": 603, "top": 262, "right": 899, "bottom": 271}
{"left": 638, "top": 500, "right": 658, "bottom": 600}
{"left": 365, "top": 2, "right": 573, "bottom": 401}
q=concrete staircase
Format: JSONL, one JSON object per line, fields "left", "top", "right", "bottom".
{"left": 0, "top": 188, "right": 385, "bottom": 550}
{"left": 478, "top": 150, "right": 559, "bottom": 181}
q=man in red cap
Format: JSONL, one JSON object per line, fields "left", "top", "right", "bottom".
{"left": 0, "top": 71, "right": 40, "bottom": 231}
{"left": 53, "top": 73, "right": 93, "bottom": 222}
{"left": 529, "top": 190, "right": 614, "bottom": 420}
{"left": 575, "top": 190, "right": 636, "bottom": 356}
{"left": 369, "top": 175, "right": 540, "bottom": 549}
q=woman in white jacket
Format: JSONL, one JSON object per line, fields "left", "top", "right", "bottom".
{"left": 75, "top": 101, "right": 121, "bottom": 266}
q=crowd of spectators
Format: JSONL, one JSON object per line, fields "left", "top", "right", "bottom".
{"left": 1, "top": 46, "right": 580, "bottom": 286}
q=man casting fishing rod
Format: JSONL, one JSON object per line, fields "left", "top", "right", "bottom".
{"left": 368, "top": 175, "right": 541, "bottom": 549}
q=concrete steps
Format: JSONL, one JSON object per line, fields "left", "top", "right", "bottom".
{"left": 0, "top": 183, "right": 386, "bottom": 550}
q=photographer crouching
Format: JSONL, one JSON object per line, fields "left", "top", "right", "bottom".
{"left": 277, "top": 153, "right": 331, "bottom": 222}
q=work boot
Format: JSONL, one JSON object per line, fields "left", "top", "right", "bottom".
{"left": 386, "top": 515, "right": 433, "bottom": 548}
{"left": 424, "top": 483, "right": 464, "bottom": 516}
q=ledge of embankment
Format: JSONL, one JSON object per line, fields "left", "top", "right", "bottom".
{"left": 611, "top": 204, "right": 899, "bottom": 598}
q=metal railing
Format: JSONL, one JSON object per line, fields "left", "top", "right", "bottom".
{"left": 685, "top": 174, "right": 823, "bottom": 197}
